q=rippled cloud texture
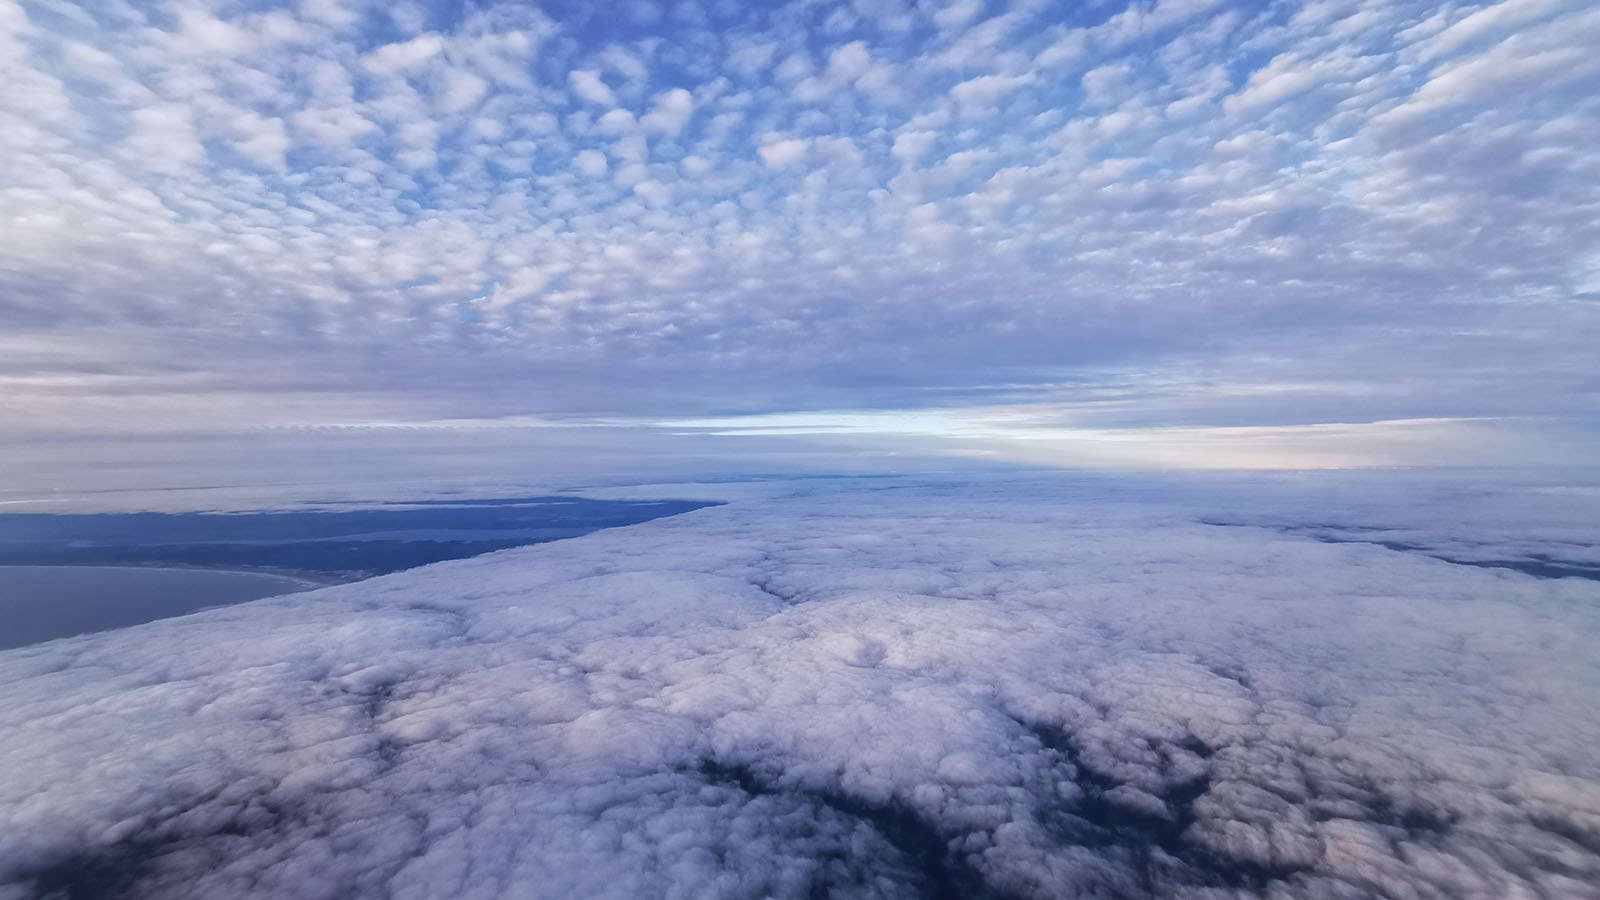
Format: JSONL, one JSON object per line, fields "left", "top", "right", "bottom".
{"left": 3, "top": 472, "right": 1599, "bottom": 898}
{"left": 2, "top": 0, "right": 1598, "bottom": 437}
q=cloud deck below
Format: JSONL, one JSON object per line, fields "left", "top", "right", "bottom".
{"left": 2, "top": 473, "right": 1598, "bottom": 899}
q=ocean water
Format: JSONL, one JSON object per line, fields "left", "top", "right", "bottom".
{"left": 0, "top": 565, "right": 318, "bottom": 650}
{"left": 0, "top": 495, "right": 716, "bottom": 648}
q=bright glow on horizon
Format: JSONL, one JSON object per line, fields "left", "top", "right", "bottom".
{"left": 659, "top": 409, "right": 1597, "bottom": 469}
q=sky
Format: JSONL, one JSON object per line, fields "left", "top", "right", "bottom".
{"left": 2, "top": 0, "right": 1598, "bottom": 474}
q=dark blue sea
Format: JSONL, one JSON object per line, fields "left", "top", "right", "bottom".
{"left": 0, "top": 496, "right": 714, "bottom": 649}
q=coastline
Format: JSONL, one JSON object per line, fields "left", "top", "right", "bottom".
{"left": 0, "top": 563, "right": 339, "bottom": 591}
{"left": 0, "top": 565, "right": 337, "bottom": 651}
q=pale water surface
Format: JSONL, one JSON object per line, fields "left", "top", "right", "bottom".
{"left": 0, "top": 565, "right": 319, "bottom": 650}
{"left": 0, "top": 496, "right": 717, "bottom": 650}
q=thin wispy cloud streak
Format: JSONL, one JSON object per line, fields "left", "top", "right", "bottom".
{"left": 0, "top": 0, "right": 1596, "bottom": 458}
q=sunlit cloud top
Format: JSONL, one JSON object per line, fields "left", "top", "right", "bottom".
{"left": 1, "top": 0, "right": 1597, "bottom": 461}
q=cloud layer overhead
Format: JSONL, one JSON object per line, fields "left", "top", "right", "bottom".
{"left": 2, "top": 471, "right": 1599, "bottom": 898}
{"left": 1, "top": 0, "right": 1597, "bottom": 457}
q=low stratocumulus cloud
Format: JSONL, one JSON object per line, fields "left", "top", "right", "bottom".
{"left": 0, "top": 0, "right": 1597, "bottom": 437}
{"left": 2, "top": 473, "right": 1598, "bottom": 898}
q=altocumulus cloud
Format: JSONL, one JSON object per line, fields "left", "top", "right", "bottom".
{"left": 2, "top": 472, "right": 1598, "bottom": 898}
{"left": 0, "top": 0, "right": 1597, "bottom": 435}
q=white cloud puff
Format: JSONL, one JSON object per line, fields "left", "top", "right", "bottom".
{"left": 949, "top": 72, "right": 1033, "bottom": 108}
{"left": 365, "top": 34, "right": 445, "bottom": 75}
{"left": 758, "top": 136, "right": 809, "bottom": 168}
{"left": 125, "top": 104, "right": 207, "bottom": 172}
{"left": 573, "top": 148, "right": 609, "bottom": 176}
{"left": 640, "top": 88, "right": 694, "bottom": 135}
{"left": 569, "top": 68, "right": 617, "bottom": 106}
